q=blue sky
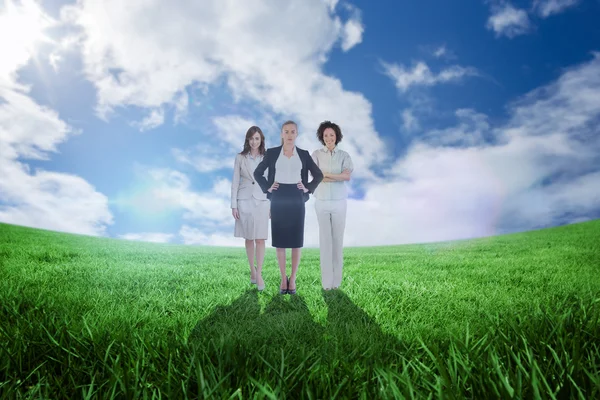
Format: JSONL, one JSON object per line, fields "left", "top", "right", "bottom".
{"left": 1, "top": 0, "right": 599, "bottom": 246}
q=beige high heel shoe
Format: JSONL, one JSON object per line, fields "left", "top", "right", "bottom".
{"left": 257, "top": 276, "right": 265, "bottom": 291}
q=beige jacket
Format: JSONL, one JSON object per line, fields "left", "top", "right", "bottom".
{"left": 231, "top": 153, "right": 268, "bottom": 208}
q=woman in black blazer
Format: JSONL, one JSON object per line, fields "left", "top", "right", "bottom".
{"left": 254, "top": 120, "right": 323, "bottom": 294}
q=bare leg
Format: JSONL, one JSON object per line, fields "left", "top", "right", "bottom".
{"left": 245, "top": 239, "right": 256, "bottom": 281}
{"left": 276, "top": 248, "right": 287, "bottom": 290}
{"left": 289, "top": 248, "right": 301, "bottom": 290}
{"left": 255, "top": 239, "right": 266, "bottom": 287}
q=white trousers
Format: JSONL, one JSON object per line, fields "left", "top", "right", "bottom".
{"left": 315, "top": 199, "right": 347, "bottom": 289}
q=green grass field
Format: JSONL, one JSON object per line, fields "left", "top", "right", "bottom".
{"left": 1, "top": 220, "right": 599, "bottom": 399}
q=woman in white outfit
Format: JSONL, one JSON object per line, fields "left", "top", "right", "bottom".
{"left": 311, "top": 121, "right": 353, "bottom": 290}
{"left": 231, "top": 126, "right": 269, "bottom": 291}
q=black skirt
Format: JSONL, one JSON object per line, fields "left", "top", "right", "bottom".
{"left": 270, "top": 183, "right": 305, "bottom": 248}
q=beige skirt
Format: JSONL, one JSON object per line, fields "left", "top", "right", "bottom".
{"left": 234, "top": 198, "right": 269, "bottom": 240}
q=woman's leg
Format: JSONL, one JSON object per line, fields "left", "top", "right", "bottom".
{"left": 331, "top": 200, "right": 347, "bottom": 289}
{"left": 315, "top": 200, "right": 333, "bottom": 289}
{"left": 289, "top": 248, "right": 301, "bottom": 291}
{"left": 245, "top": 239, "right": 256, "bottom": 281}
{"left": 276, "top": 247, "right": 287, "bottom": 290}
{"left": 288, "top": 189, "right": 305, "bottom": 292}
{"left": 255, "top": 239, "right": 266, "bottom": 286}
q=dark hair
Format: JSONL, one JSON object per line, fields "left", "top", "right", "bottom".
{"left": 280, "top": 120, "right": 298, "bottom": 145}
{"left": 316, "top": 120, "right": 343, "bottom": 146}
{"left": 240, "top": 126, "right": 265, "bottom": 155}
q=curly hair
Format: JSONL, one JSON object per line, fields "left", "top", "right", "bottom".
{"left": 240, "top": 126, "right": 265, "bottom": 155}
{"left": 316, "top": 120, "right": 343, "bottom": 146}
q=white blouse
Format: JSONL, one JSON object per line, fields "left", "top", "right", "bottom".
{"left": 311, "top": 146, "right": 354, "bottom": 200}
{"left": 275, "top": 146, "right": 302, "bottom": 184}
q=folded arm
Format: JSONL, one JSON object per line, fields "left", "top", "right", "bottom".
{"left": 323, "top": 169, "right": 351, "bottom": 181}
{"left": 324, "top": 153, "right": 353, "bottom": 182}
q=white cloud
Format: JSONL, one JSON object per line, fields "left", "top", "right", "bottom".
{"left": 179, "top": 225, "right": 242, "bottom": 247}
{"left": 0, "top": 89, "right": 114, "bottom": 236}
{"left": 324, "top": 0, "right": 340, "bottom": 12}
{"left": 0, "top": 88, "right": 71, "bottom": 159}
{"left": 115, "top": 46, "right": 600, "bottom": 250}
{"left": 382, "top": 61, "right": 478, "bottom": 92}
{"left": 119, "top": 232, "right": 174, "bottom": 243}
{"left": 212, "top": 178, "right": 233, "bottom": 198}
{"left": 171, "top": 113, "right": 273, "bottom": 175}
{"left": 340, "top": 53, "right": 600, "bottom": 245}
{"left": 419, "top": 44, "right": 456, "bottom": 61}
{"left": 116, "top": 169, "right": 252, "bottom": 247}
{"left": 43, "top": 0, "right": 600, "bottom": 248}
{"left": 173, "top": 90, "right": 189, "bottom": 124}
{"left": 486, "top": 4, "right": 531, "bottom": 38}
{"left": 48, "top": 52, "right": 62, "bottom": 72}
{"left": 486, "top": 0, "right": 578, "bottom": 38}
{"left": 0, "top": 1, "right": 113, "bottom": 237}
{"left": 421, "top": 109, "right": 492, "bottom": 147}
{"left": 134, "top": 168, "right": 234, "bottom": 226}
{"left": 433, "top": 45, "right": 448, "bottom": 58}
{"left": 60, "top": 0, "right": 386, "bottom": 180}
{"left": 0, "top": 160, "right": 114, "bottom": 236}
{"left": 133, "top": 108, "right": 165, "bottom": 132}
{"left": 212, "top": 115, "right": 258, "bottom": 148}
{"left": 533, "top": 0, "right": 579, "bottom": 18}
{"left": 340, "top": 13, "right": 363, "bottom": 52}
{"left": 171, "top": 146, "right": 233, "bottom": 173}
{"left": 401, "top": 108, "right": 420, "bottom": 132}
{"left": 0, "top": 0, "right": 56, "bottom": 88}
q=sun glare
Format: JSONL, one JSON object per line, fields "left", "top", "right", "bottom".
{"left": 0, "top": 0, "right": 54, "bottom": 77}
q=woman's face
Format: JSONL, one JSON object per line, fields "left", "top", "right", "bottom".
{"left": 323, "top": 128, "right": 337, "bottom": 148}
{"left": 248, "top": 131, "right": 262, "bottom": 150}
{"left": 281, "top": 123, "right": 298, "bottom": 145}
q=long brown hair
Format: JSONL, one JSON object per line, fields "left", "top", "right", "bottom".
{"left": 240, "top": 126, "right": 266, "bottom": 155}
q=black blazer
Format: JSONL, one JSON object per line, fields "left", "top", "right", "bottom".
{"left": 254, "top": 145, "right": 323, "bottom": 202}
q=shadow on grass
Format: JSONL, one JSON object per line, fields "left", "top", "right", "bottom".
{"left": 187, "top": 288, "right": 405, "bottom": 394}
{"left": 321, "top": 289, "right": 404, "bottom": 367}
{"left": 188, "top": 290, "right": 325, "bottom": 364}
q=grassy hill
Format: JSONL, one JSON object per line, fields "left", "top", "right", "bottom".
{"left": 1, "top": 220, "right": 599, "bottom": 399}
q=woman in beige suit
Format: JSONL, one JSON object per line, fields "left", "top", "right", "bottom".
{"left": 231, "top": 126, "right": 269, "bottom": 291}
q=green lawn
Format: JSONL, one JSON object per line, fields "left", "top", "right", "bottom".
{"left": 1, "top": 220, "right": 599, "bottom": 399}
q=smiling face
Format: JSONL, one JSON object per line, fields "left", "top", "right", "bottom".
{"left": 248, "top": 131, "right": 262, "bottom": 150}
{"left": 323, "top": 127, "right": 337, "bottom": 148}
{"left": 242, "top": 126, "right": 265, "bottom": 155}
{"left": 281, "top": 123, "right": 298, "bottom": 145}
{"left": 316, "top": 121, "right": 343, "bottom": 149}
